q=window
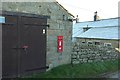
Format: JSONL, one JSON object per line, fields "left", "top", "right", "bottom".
{"left": 95, "top": 41, "right": 100, "bottom": 45}
{"left": 87, "top": 41, "right": 93, "bottom": 44}
{"left": 104, "top": 43, "right": 112, "bottom": 47}
{"left": 82, "top": 42, "right": 86, "bottom": 44}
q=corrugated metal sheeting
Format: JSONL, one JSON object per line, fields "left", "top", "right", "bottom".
{"left": 74, "top": 18, "right": 118, "bottom": 28}
{"left": 73, "top": 17, "right": 120, "bottom": 40}
{"left": 76, "top": 27, "right": 119, "bottom": 39}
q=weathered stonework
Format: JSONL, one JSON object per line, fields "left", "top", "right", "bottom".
{"left": 2, "top": 2, "right": 73, "bottom": 70}
{"left": 75, "top": 38, "right": 120, "bottom": 48}
{"left": 72, "top": 42, "right": 119, "bottom": 64}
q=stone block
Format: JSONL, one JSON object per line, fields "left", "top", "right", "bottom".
{"left": 83, "top": 58, "right": 88, "bottom": 62}
{"left": 81, "top": 55, "right": 87, "bottom": 58}
{"left": 102, "top": 57, "right": 108, "bottom": 60}
{"left": 73, "top": 61, "right": 79, "bottom": 64}
{"left": 88, "top": 60, "right": 93, "bottom": 63}
{"left": 79, "top": 59, "right": 83, "bottom": 61}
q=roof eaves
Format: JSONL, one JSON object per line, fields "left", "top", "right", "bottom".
{"left": 74, "top": 37, "right": 120, "bottom": 40}
{"left": 76, "top": 17, "right": 119, "bottom": 23}
{"left": 54, "top": 1, "right": 74, "bottom": 17}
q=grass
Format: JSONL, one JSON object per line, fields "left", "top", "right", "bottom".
{"left": 27, "top": 59, "right": 120, "bottom": 78}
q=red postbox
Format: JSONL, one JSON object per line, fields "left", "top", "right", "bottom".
{"left": 57, "top": 36, "right": 63, "bottom": 53}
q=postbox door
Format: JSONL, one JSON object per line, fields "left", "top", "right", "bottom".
{"left": 57, "top": 36, "right": 63, "bottom": 53}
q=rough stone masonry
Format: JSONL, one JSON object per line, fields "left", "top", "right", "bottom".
{"left": 72, "top": 42, "right": 119, "bottom": 64}
{"left": 2, "top": 2, "right": 73, "bottom": 70}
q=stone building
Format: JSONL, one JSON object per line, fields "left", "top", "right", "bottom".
{"left": 0, "top": 1, "right": 74, "bottom": 78}
{"left": 73, "top": 17, "right": 120, "bottom": 48}
{"left": 72, "top": 18, "right": 119, "bottom": 65}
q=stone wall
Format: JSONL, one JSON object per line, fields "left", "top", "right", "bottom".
{"left": 71, "top": 42, "right": 119, "bottom": 64}
{"left": 75, "top": 38, "right": 120, "bottom": 48}
{"left": 2, "top": 2, "right": 73, "bottom": 70}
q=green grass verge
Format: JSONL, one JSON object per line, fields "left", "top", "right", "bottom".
{"left": 28, "top": 59, "right": 120, "bottom": 78}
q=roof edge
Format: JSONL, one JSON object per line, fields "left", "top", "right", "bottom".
{"left": 77, "top": 17, "right": 120, "bottom": 23}
{"left": 74, "top": 37, "right": 120, "bottom": 40}
{"left": 54, "top": 1, "right": 74, "bottom": 17}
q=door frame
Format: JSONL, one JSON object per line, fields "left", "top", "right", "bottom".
{"left": 0, "top": 14, "right": 2, "bottom": 80}
{"left": 1, "top": 11, "right": 50, "bottom": 19}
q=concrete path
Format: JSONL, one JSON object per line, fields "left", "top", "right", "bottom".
{"left": 100, "top": 70, "right": 120, "bottom": 78}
